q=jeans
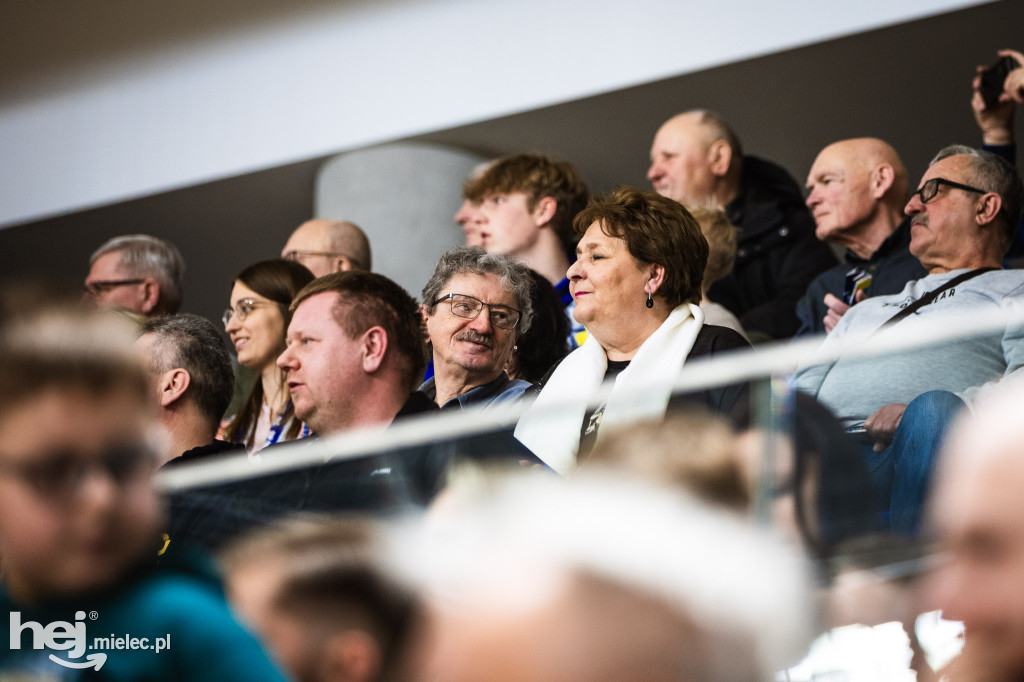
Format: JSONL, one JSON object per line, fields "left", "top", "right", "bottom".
{"left": 861, "top": 390, "right": 965, "bottom": 536}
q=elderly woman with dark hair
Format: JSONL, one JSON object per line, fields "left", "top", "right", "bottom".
{"left": 515, "top": 187, "right": 750, "bottom": 474}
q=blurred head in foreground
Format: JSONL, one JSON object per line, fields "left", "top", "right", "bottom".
{"left": 221, "top": 517, "right": 419, "bottom": 682}
{"left": 928, "top": 381, "right": 1024, "bottom": 680}
{"left": 397, "top": 472, "right": 813, "bottom": 681}
{"left": 582, "top": 410, "right": 749, "bottom": 512}
{"left": 0, "top": 303, "right": 161, "bottom": 604}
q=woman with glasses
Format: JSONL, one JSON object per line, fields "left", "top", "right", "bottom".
{"left": 221, "top": 259, "right": 315, "bottom": 453}
{"left": 515, "top": 187, "right": 751, "bottom": 474}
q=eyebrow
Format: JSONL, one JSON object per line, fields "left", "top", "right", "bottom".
{"left": 233, "top": 296, "right": 268, "bottom": 306}
{"left": 577, "top": 239, "right": 608, "bottom": 253}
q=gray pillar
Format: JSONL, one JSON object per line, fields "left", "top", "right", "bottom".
{"left": 315, "top": 142, "right": 488, "bottom": 297}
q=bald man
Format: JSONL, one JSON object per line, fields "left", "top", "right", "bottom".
{"left": 927, "top": 381, "right": 1024, "bottom": 680}
{"left": 796, "top": 138, "right": 927, "bottom": 336}
{"left": 281, "top": 219, "right": 372, "bottom": 277}
{"left": 648, "top": 110, "right": 835, "bottom": 340}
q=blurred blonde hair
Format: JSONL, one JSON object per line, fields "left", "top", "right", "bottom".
{"left": 688, "top": 205, "right": 738, "bottom": 291}
{"left": 582, "top": 409, "right": 748, "bottom": 512}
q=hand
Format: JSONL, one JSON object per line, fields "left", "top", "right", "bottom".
{"left": 972, "top": 57, "right": 1016, "bottom": 145}
{"left": 864, "top": 403, "right": 907, "bottom": 453}
{"left": 822, "top": 289, "right": 865, "bottom": 334}
{"left": 999, "top": 49, "right": 1024, "bottom": 104}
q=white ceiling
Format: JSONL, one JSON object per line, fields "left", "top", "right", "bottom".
{"left": 0, "top": 0, "right": 987, "bottom": 228}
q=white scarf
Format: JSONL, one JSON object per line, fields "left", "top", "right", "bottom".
{"left": 515, "top": 303, "right": 704, "bottom": 474}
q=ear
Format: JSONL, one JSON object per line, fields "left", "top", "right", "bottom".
{"left": 644, "top": 264, "right": 666, "bottom": 295}
{"left": 707, "top": 140, "right": 733, "bottom": 178}
{"left": 158, "top": 368, "right": 191, "bottom": 408}
{"left": 139, "top": 277, "right": 160, "bottom": 314}
{"left": 336, "top": 255, "right": 354, "bottom": 273}
{"left": 418, "top": 304, "right": 433, "bottom": 343}
{"left": 869, "top": 164, "right": 895, "bottom": 200}
{"left": 976, "top": 192, "right": 1003, "bottom": 227}
{"left": 361, "top": 326, "right": 389, "bottom": 374}
{"left": 319, "top": 631, "right": 381, "bottom": 682}
{"left": 531, "top": 196, "right": 558, "bottom": 228}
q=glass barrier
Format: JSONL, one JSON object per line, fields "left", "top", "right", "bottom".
{"left": 155, "top": 302, "right": 1024, "bottom": 680}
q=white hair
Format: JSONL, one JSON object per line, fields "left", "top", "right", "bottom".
{"left": 391, "top": 471, "right": 814, "bottom": 680}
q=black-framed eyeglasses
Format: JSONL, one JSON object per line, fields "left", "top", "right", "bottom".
{"left": 0, "top": 444, "right": 154, "bottom": 501}
{"left": 283, "top": 250, "right": 345, "bottom": 263}
{"left": 432, "top": 293, "right": 521, "bottom": 330}
{"left": 912, "top": 177, "right": 988, "bottom": 204}
{"left": 82, "top": 279, "right": 145, "bottom": 297}
{"left": 222, "top": 298, "right": 278, "bottom": 327}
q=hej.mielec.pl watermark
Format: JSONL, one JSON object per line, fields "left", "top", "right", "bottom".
{"left": 10, "top": 610, "right": 170, "bottom": 671}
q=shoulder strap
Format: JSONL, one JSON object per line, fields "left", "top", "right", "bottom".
{"left": 878, "top": 267, "right": 998, "bottom": 332}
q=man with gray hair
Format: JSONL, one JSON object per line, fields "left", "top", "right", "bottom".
{"left": 648, "top": 109, "right": 835, "bottom": 340}
{"left": 136, "top": 313, "right": 238, "bottom": 466}
{"left": 281, "top": 219, "right": 372, "bottom": 277}
{"left": 419, "top": 246, "right": 533, "bottom": 409}
{"left": 83, "top": 234, "right": 185, "bottom": 316}
{"left": 797, "top": 145, "right": 1024, "bottom": 535}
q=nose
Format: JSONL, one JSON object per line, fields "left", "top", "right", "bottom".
{"left": 567, "top": 259, "right": 584, "bottom": 280}
{"left": 277, "top": 343, "right": 296, "bottom": 371}
{"left": 471, "top": 204, "right": 488, "bottom": 225}
{"left": 454, "top": 200, "right": 471, "bottom": 226}
{"left": 225, "top": 313, "right": 241, "bottom": 333}
{"left": 468, "top": 309, "right": 494, "bottom": 333}
{"left": 805, "top": 187, "right": 820, "bottom": 209}
{"left": 905, "top": 191, "right": 924, "bottom": 216}
{"left": 925, "top": 560, "right": 967, "bottom": 622}
{"left": 646, "top": 161, "right": 662, "bottom": 182}
{"left": 78, "top": 466, "right": 121, "bottom": 517}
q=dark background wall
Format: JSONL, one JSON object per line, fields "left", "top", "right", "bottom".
{"left": 1, "top": 0, "right": 1021, "bottom": 328}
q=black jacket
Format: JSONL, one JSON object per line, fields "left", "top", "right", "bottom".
{"left": 794, "top": 218, "right": 927, "bottom": 337}
{"left": 165, "top": 394, "right": 541, "bottom": 554}
{"left": 709, "top": 156, "right": 837, "bottom": 340}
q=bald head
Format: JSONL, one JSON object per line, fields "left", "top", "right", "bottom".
{"left": 282, "top": 219, "right": 372, "bottom": 277}
{"left": 805, "top": 138, "right": 907, "bottom": 256}
{"left": 648, "top": 110, "right": 743, "bottom": 207}
{"left": 927, "top": 382, "right": 1024, "bottom": 679}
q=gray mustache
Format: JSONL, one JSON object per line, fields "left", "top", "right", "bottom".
{"left": 456, "top": 331, "right": 493, "bottom": 347}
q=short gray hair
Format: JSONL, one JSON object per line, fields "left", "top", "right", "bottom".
{"left": 139, "top": 313, "right": 235, "bottom": 424}
{"left": 421, "top": 246, "right": 534, "bottom": 334}
{"left": 91, "top": 235, "right": 185, "bottom": 313}
{"left": 930, "top": 145, "right": 1023, "bottom": 251}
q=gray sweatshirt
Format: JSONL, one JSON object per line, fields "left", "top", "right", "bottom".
{"left": 796, "top": 269, "right": 1024, "bottom": 428}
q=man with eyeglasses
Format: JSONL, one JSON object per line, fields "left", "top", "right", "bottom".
{"left": 83, "top": 234, "right": 185, "bottom": 317}
{"left": 461, "top": 154, "right": 590, "bottom": 349}
{"left": 168, "top": 270, "right": 543, "bottom": 553}
{"left": 419, "top": 247, "right": 534, "bottom": 409}
{"left": 797, "top": 138, "right": 927, "bottom": 336}
{"left": 280, "top": 219, "right": 372, "bottom": 277}
{"left": 0, "top": 304, "right": 287, "bottom": 680}
{"left": 797, "top": 145, "right": 1024, "bottom": 535}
